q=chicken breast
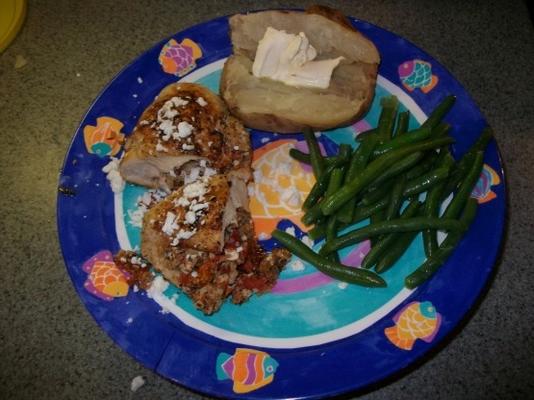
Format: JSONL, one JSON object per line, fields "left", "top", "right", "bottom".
{"left": 141, "top": 174, "right": 290, "bottom": 314}
{"left": 120, "top": 82, "right": 252, "bottom": 190}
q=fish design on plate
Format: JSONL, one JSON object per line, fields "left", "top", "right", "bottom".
{"left": 216, "top": 348, "right": 279, "bottom": 393}
{"left": 471, "top": 164, "right": 500, "bottom": 204}
{"left": 83, "top": 117, "right": 124, "bottom": 157}
{"left": 398, "top": 59, "right": 438, "bottom": 93}
{"left": 82, "top": 250, "right": 129, "bottom": 301}
{"left": 159, "top": 38, "right": 202, "bottom": 77}
{"left": 249, "top": 140, "right": 316, "bottom": 238}
{"left": 384, "top": 301, "right": 441, "bottom": 350}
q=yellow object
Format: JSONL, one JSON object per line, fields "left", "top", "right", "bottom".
{"left": 0, "top": 0, "right": 26, "bottom": 53}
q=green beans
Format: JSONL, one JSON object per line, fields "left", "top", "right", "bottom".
{"left": 321, "top": 136, "right": 454, "bottom": 216}
{"left": 320, "top": 217, "right": 466, "bottom": 255}
{"left": 402, "top": 167, "right": 450, "bottom": 198}
{"left": 395, "top": 111, "right": 410, "bottom": 136}
{"left": 420, "top": 95, "right": 456, "bottom": 130}
{"left": 442, "top": 151, "right": 484, "bottom": 219}
{"left": 272, "top": 230, "right": 387, "bottom": 287}
{"left": 337, "top": 136, "right": 377, "bottom": 223}
{"left": 361, "top": 200, "right": 421, "bottom": 269}
{"left": 303, "top": 128, "right": 325, "bottom": 179}
{"left": 272, "top": 95, "right": 493, "bottom": 291}
{"left": 377, "top": 96, "right": 399, "bottom": 142}
{"left": 373, "top": 126, "right": 432, "bottom": 157}
{"left": 289, "top": 149, "right": 349, "bottom": 168}
{"left": 367, "top": 152, "right": 424, "bottom": 191}
{"left": 405, "top": 198, "right": 478, "bottom": 288}
{"left": 385, "top": 175, "right": 407, "bottom": 221}
{"left": 443, "top": 128, "right": 493, "bottom": 195}
{"left": 302, "top": 169, "right": 331, "bottom": 211}
{"left": 422, "top": 152, "right": 455, "bottom": 257}
{"left": 375, "top": 230, "right": 419, "bottom": 274}
{"left": 362, "top": 179, "right": 395, "bottom": 206}
{"left": 309, "top": 198, "right": 390, "bottom": 240}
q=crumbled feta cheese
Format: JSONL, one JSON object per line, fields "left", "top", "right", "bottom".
{"left": 176, "top": 121, "right": 194, "bottom": 138}
{"left": 191, "top": 203, "right": 208, "bottom": 212}
{"left": 146, "top": 275, "right": 169, "bottom": 299}
{"left": 184, "top": 211, "right": 197, "bottom": 224}
{"left": 137, "top": 76, "right": 143, "bottom": 84}
{"left": 130, "top": 376, "right": 146, "bottom": 392}
{"left": 171, "top": 97, "right": 188, "bottom": 107}
{"left": 126, "top": 317, "right": 133, "bottom": 324}
{"left": 139, "top": 120, "right": 150, "bottom": 126}
{"left": 183, "top": 180, "right": 207, "bottom": 199}
{"left": 175, "top": 196, "right": 190, "bottom": 207}
{"left": 233, "top": 145, "right": 240, "bottom": 150}
{"left": 155, "top": 141, "right": 168, "bottom": 152}
{"left": 196, "top": 97, "right": 208, "bottom": 106}
{"left": 191, "top": 271, "right": 198, "bottom": 278}
{"left": 132, "top": 93, "right": 138, "bottom": 98}
{"left": 162, "top": 212, "right": 178, "bottom": 236}
{"left": 102, "top": 157, "right": 125, "bottom": 193}
{"left": 181, "top": 143, "right": 195, "bottom": 151}
{"left": 207, "top": 141, "right": 213, "bottom": 147}
{"left": 236, "top": 246, "right": 243, "bottom": 253}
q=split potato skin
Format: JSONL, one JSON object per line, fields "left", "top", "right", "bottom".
{"left": 220, "top": 6, "right": 380, "bottom": 133}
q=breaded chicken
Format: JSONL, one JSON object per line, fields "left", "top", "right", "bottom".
{"left": 120, "top": 83, "right": 251, "bottom": 190}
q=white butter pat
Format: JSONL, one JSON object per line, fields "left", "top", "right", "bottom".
{"left": 252, "top": 27, "right": 343, "bottom": 89}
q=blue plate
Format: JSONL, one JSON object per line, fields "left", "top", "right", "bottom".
{"left": 57, "top": 12, "right": 505, "bottom": 400}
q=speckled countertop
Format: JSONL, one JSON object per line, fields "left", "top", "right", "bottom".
{"left": 1, "top": 1, "right": 533, "bottom": 399}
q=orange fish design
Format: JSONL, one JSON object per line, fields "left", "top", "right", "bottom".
{"left": 471, "top": 164, "right": 500, "bottom": 204}
{"left": 249, "top": 140, "right": 316, "bottom": 238}
{"left": 216, "top": 348, "right": 278, "bottom": 394}
{"left": 384, "top": 301, "right": 441, "bottom": 350}
{"left": 159, "top": 38, "right": 202, "bottom": 77}
{"left": 83, "top": 250, "right": 129, "bottom": 301}
{"left": 83, "top": 117, "right": 124, "bottom": 157}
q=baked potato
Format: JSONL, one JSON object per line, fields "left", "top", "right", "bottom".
{"left": 220, "top": 5, "right": 380, "bottom": 133}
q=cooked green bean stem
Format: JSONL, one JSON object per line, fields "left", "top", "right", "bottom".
{"left": 375, "top": 230, "right": 420, "bottom": 274}
{"left": 377, "top": 96, "right": 399, "bottom": 143}
{"left": 394, "top": 111, "right": 410, "bottom": 136}
{"left": 289, "top": 149, "right": 349, "bottom": 168}
{"left": 325, "top": 167, "right": 345, "bottom": 262}
{"left": 362, "top": 179, "right": 395, "bottom": 206}
{"left": 361, "top": 200, "right": 420, "bottom": 269}
{"left": 402, "top": 167, "right": 450, "bottom": 198}
{"left": 337, "top": 137, "right": 377, "bottom": 223}
{"left": 422, "top": 152, "right": 455, "bottom": 257}
{"left": 431, "top": 122, "right": 451, "bottom": 137}
{"left": 385, "top": 175, "right": 407, "bottom": 221}
{"left": 420, "top": 95, "right": 456, "bottom": 130}
{"left": 373, "top": 126, "right": 432, "bottom": 157}
{"left": 366, "top": 151, "right": 424, "bottom": 192}
{"left": 310, "top": 198, "right": 390, "bottom": 240}
{"left": 442, "top": 151, "right": 484, "bottom": 219}
{"left": 405, "top": 198, "right": 478, "bottom": 288}
{"left": 303, "top": 128, "right": 325, "bottom": 179}
{"left": 302, "top": 168, "right": 332, "bottom": 211}
{"left": 271, "top": 230, "right": 387, "bottom": 287}
{"left": 320, "top": 217, "right": 466, "bottom": 255}
{"left": 321, "top": 136, "right": 454, "bottom": 217}
{"left": 443, "top": 128, "right": 493, "bottom": 196}
{"left": 405, "top": 151, "right": 439, "bottom": 180}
